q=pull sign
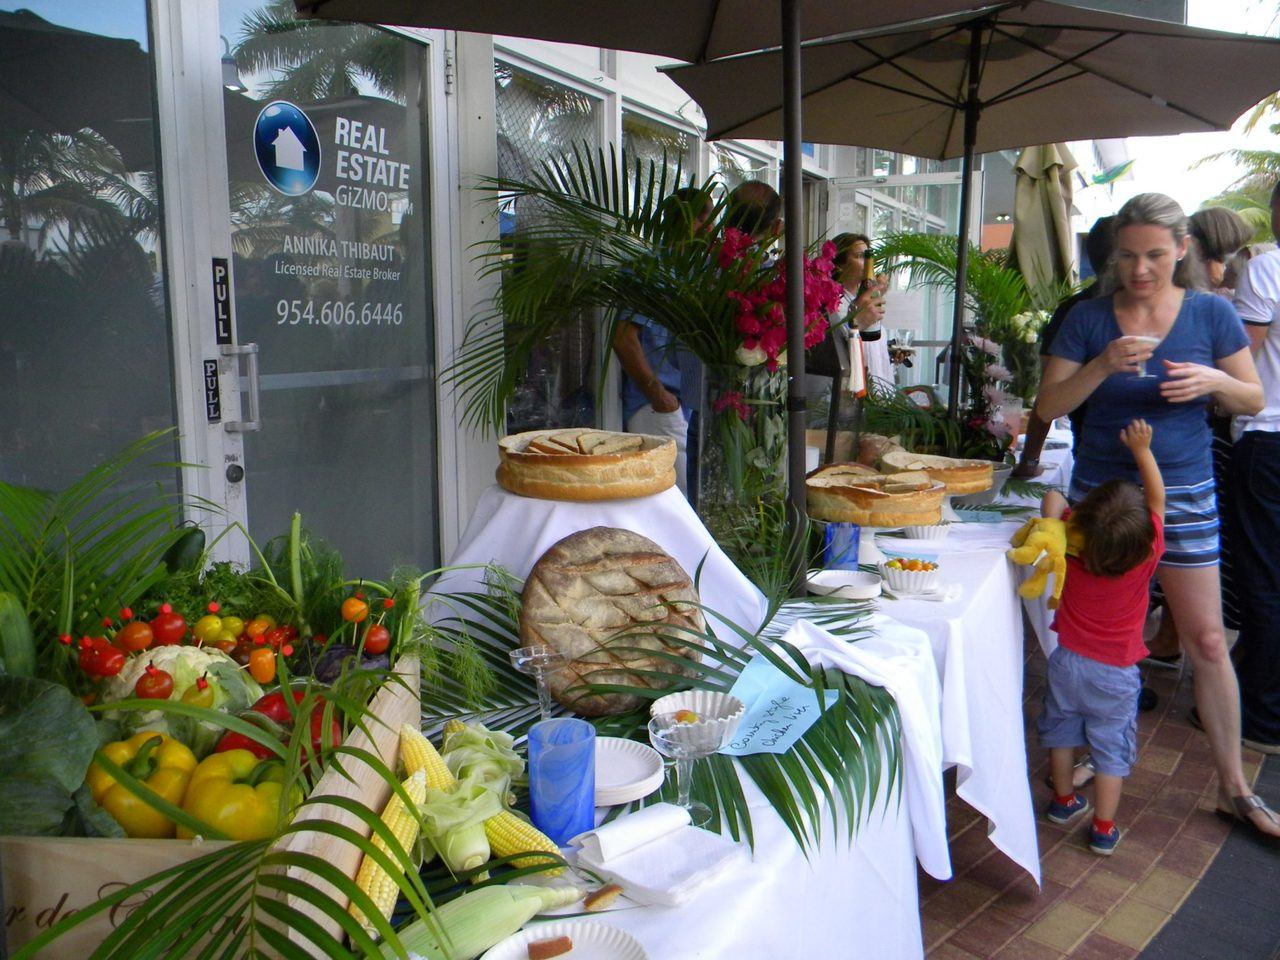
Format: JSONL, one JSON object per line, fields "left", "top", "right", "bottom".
{"left": 203, "top": 359, "right": 222, "bottom": 422}
{"left": 212, "top": 257, "right": 232, "bottom": 345}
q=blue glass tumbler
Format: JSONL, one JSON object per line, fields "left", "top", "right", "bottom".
{"left": 823, "top": 522, "right": 861, "bottom": 569}
{"left": 527, "top": 718, "right": 596, "bottom": 845}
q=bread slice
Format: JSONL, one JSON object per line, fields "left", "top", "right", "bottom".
{"left": 878, "top": 450, "right": 994, "bottom": 495}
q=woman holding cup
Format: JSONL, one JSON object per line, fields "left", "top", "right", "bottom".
{"left": 1037, "top": 193, "right": 1277, "bottom": 839}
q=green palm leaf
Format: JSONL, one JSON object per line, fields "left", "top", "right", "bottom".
{"left": 422, "top": 567, "right": 902, "bottom": 855}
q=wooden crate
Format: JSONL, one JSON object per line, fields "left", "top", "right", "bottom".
{"left": 1, "top": 656, "right": 420, "bottom": 957}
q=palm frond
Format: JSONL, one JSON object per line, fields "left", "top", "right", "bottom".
{"left": 421, "top": 567, "right": 901, "bottom": 854}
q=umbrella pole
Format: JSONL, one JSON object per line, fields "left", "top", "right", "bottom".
{"left": 946, "top": 24, "right": 984, "bottom": 423}
{"left": 782, "top": 0, "right": 808, "bottom": 590}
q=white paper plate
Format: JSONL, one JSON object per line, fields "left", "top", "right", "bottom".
{"left": 806, "top": 569, "right": 881, "bottom": 600}
{"left": 481, "top": 919, "right": 649, "bottom": 960}
{"left": 594, "top": 737, "right": 664, "bottom": 806}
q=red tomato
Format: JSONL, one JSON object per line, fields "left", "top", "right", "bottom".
{"left": 263, "top": 626, "right": 289, "bottom": 649}
{"left": 117, "top": 621, "right": 154, "bottom": 652}
{"left": 135, "top": 665, "right": 174, "bottom": 699}
{"left": 149, "top": 610, "right": 187, "bottom": 645}
{"left": 363, "top": 624, "right": 391, "bottom": 655}
{"left": 95, "top": 646, "right": 126, "bottom": 677}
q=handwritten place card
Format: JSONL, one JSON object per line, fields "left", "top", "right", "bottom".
{"left": 720, "top": 651, "right": 839, "bottom": 756}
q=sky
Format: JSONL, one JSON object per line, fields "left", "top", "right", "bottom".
{"left": 1110, "top": 0, "right": 1280, "bottom": 211}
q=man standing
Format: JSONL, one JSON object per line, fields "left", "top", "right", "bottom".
{"left": 1227, "top": 180, "right": 1280, "bottom": 756}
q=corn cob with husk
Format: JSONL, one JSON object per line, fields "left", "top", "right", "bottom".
{"left": 350, "top": 769, "right": 428, "bottom": 932}
{"left": 400, "top": 724, "right": 563, "bottom": 874}
{"left": 379, "top": 882, "right": 583, "bottom": 959}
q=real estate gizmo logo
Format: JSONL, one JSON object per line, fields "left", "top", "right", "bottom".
{"left": 254, "top": 101, "right": 321, "bottom": 196}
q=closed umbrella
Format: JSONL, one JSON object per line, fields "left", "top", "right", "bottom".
{"left": 661, "top": 0, "right": 1280, "bottom": 415}
{"left": 1012, "top": 143, "right": 1077, "bottom": 290}
{"left": 295, "top": 0, "right": 981, "bottom": 560}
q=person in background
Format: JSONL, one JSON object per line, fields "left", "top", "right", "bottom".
{"left": 1014, "top": 215, "right": 1114, "bottom": 478}
{"left": 830, "top": 233, "right": 890, "bottom": 390}
{"left": 1037, "top": 192, "right": 1277, "bottom": 841}
{"left": 1191, "top": 207, "right": 1255, "bottom": 299}
{"left": 1038, "top": 419, "right": 1165, "bottom": 855}
{"left": 613, "top": 186, "right": 713, "bottom": 496}
{"left": 1226, "top": 179, "right": 1280, "bottom": 765}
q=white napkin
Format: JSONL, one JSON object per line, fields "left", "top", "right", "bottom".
{"left": 569, "top": 803, "right": 746, "bottom": 906}
{"left": 896, "top": 582, "right": 963, "bottom": 603}
{"left": 778, "top": 618, "right": 952, "bottom": 880}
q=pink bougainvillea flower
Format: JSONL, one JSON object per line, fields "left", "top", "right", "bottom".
{"left": 713, "top": 389, "right": 752, "bottom": 420}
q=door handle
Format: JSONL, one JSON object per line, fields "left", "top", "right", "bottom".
{"left": 220, "top": 343, "right": 261, "bottom": 432}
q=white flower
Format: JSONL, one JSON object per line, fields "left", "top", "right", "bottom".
{"left": 736, "top": 344, "right": 767, "bottom": 367}
{"left": 1024, "top": 329, "right": 1038, "bottom": 343}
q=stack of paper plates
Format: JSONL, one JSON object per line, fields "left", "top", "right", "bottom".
{"left": 594, "top": 736, "right": 664, "bottom": 807}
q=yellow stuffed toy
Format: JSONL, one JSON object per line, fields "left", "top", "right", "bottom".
{"left": 1007, "top": 516, "right": 1073, "bottom": 609}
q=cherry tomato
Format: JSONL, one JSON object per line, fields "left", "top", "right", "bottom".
{"left": 116, "top": 621, "right": 154, "bottom": 652}
{"left": 135, "top": 665, "right": 174, "bottom": 699}
{"left": 254, "top": 614, "right": 277, "bottom": 630}
{"left": 244, "top": 618, "right": 270, "bottom": 640}
{"left": 213, "top": 637, "right": 237, "bottom": 654}
{"left": 231, "top": 641, "right": 254, "bottom": 666}
{"left": 150, "top": 610, "right": 187, "bottom": 645}
{"left": 341, "top": 597, "right": 369, "bottom": 623}
{"left": 248, "top": 647, "right": 277, "bottom": 684}
{"left": 192, "top": 614, "right": 223, "bottom": 644}
{"left": 182, "top": 675, "right": 215, "bottom": 708}
{"left": 264, "top": 626, "right": 290, "bottom": 649}
{"left": 219, "top": 615, "right": 246, "bottom": 638}
{"left": 364, "top": 624, "right": 391, "bottom": 656}
{"left": 95, "top": 646, "right": 126, "bottom": 677}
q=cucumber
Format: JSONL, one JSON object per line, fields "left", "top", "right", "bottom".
{"left": 162, "top": 526, "right": 207, "bottom": 574}
{"left": 0, "top": 592, "right": 36, "bottom": 676}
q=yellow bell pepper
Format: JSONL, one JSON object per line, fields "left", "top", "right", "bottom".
{"left": 177, "top": 748, "right": 296, "bottom": 841}
{"left": 87, "top": 732, "right": 197, "bottom": 838}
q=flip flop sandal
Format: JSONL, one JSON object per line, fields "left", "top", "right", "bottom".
{"left": 1216, "top": 794, "right": 1280, "bottom": 845}
{"left": 1043, "top": 755, "right": 1096, "bottom": 791}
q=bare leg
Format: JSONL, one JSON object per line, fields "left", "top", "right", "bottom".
{"left": 1159, "top": 564, "right": 1280, "bottom": 838}
{"left": 1093, "top": 773, "right": 1122, "bottom": 823}
{"left": 1050, "top": 747, "right": 1078, "bottom": 798}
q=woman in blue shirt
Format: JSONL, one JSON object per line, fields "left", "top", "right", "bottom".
{"left": 1038, "top": 193, "right": 1276, "bottom": 840}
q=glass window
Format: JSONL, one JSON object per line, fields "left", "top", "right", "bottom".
{"left": 710, "top": 145, "right": 768, "bottom": 194}
{"left": 495, "top": 62, "right": 601, "bottom": 433}
{"left": 622, "top": 111, "right": 697, "bottom": 183}
{"left": 219, "top": 1, "right": 439, "bottom": 571}
{"left": 0, "top": 2, "right": 178, "bottom": 490}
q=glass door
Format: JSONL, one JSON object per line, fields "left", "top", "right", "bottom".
{"left": 215, "top": 1, "right": 440, "bottom": 573}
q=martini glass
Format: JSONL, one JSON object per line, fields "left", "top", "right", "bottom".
{"left": 647, "top": 712, "right": 733, "bottom": 827}
{"left": 1130, "top": 334, "right": 1163, "bottom": 378}
{"left": 509, "top": 645, "right": 568, "bottom": 720}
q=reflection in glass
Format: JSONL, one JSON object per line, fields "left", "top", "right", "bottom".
{"left": 495, "top": 61, "right": 601, "bottom": 433}
{"left": 0, "top": 3, "right": 178, "bottom": 490}
{"left": 220, "top": 1, "right": 438, "bottom": 572}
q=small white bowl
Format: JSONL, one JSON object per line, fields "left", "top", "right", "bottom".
{"left": 650, "top": 690, "right": 745, "bottom": 752}
{"left": 902, "top": 522, "right": 951, "bottom": 541}
{"left": 806, "top": 569, "right": 882, "bottom": 600}
{"left": 879, "top": 561, "right": 941, "bottom": 595}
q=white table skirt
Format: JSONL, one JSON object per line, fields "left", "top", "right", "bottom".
{"left": 599, "top": 751, "right": 925, "bottom": 960}
{"left": 873, "top": 533, "right": 1041, "bottom": 885}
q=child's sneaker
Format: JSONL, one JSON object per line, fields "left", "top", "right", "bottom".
{"left": 1089, "top": 823, "right": 1121, "bottom": 855}
{"left": 1045, "top": 792, "right": 1091, "bottom": 824}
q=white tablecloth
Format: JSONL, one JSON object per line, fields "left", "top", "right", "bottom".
{"left": 599, "top": 737, "right": 926, "bottom": 959}
{"left": 874, "top": 530, "right": 1041, "bottom": 885}
{"left": 430, "top": 485, "right": 768, "bottom": 640}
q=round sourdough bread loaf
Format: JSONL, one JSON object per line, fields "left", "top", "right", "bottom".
{"left": 497, "top": 429, "right": 676, "bottom": 501}
{"left": 519, "top": 527, "right": 704, "bottom": 716}
{"left": 876, "top": 449, "right": 994, "bottom": 495}
{"left": 805, "top": 462, "right": 945, "bottom": 525}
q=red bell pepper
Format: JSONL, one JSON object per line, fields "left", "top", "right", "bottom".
{"left": 214, "top": 690, "right": 341, "bottom": 763}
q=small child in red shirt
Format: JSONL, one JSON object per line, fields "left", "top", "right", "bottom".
{"left": 1037, "top": 419, "right": 1165, "bottom": 855}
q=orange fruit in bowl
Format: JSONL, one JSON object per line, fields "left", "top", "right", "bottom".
{"left": 674, "top": 709, "right": 700, "bottom": 724}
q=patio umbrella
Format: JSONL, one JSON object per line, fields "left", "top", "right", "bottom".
{"left": 1012, "top": 143, "right": 1077, "bottom": 291}
{"left": 295, "top": 0, "right": 982, "bottom": 564}
{"left": 661, "top": 0, "right": 1280, "bottom": 416}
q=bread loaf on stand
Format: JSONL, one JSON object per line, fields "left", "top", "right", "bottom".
{"left": 519, "top": 527, "right": 704, "bottom": 717}
{"left": 497, "top": 429, "right": 676, "bottom": 501}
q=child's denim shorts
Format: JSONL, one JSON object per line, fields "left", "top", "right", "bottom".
{"left": 1037, "top": 646, "right": 1140, "bottom": 777}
